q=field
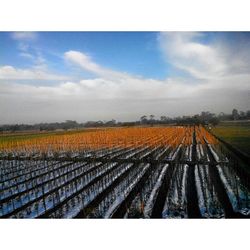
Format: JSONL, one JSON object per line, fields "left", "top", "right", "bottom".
{"left": 0, "top": 128, "right": 105, "bottom": 145}
{"left": 211, "top": 121, "right": 250, "bottom": 156}
{"left": 0, "top": 126, "right": 249, "bottom": 218}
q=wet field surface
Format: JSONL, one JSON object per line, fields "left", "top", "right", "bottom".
{"left": 0, "top": 126, "right": 249, "bottom": 218}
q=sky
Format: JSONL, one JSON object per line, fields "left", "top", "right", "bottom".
{"left": 0, "top": 31, "right": 250, "bottom": 124}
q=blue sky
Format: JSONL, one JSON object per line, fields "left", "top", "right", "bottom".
{"left": 0, "top": 32, "right": 250, "bottom": 123}
{"left": 0, "top": 32, "right": 170, "bottom": 80}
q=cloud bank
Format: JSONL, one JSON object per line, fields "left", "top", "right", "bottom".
{"left": 0, "top": 32, "right": 249, "bottom": 124}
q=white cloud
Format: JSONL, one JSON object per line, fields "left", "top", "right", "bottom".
{"left": 18, "top": 42, "right": 30, "bottom": 51}
{"left": 0, "top": 77, "right": 249, "bottom": 124}
{"left": 19, "top": 52, "right": 34, "bottom": 60}
{"left": 11, "top": 32, "right": 38, "bottom": 41}
{"left": 0, "top": 65, "right": 68, "bottom": 81}
{"left": 64, "top": 50, "right": 200, "bottom": 99}
{"left": 12, "top": 32, "right": 48, "bottom": 70}
{"left": 64, "top": 50, "right": 129, "bottom": 80}
{"left": 158, "top": 32, "right": 230, "bottom": 80}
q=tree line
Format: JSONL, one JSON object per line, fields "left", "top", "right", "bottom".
{"left": 0, "top": 109, "right": 250, "bottom": 132}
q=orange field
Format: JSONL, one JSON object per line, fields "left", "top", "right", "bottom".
{"left": 0, "top": 126, "right": 218, "bottom": 153}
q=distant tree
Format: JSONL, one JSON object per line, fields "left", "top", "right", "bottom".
{"left": 140, "top": 115, "right": 148, "bottom": 124}
{"left": 160, "top": 116, "right": 167, "bottom": 122}
{"left": 232, "top": 109, "right": 239, "bottom": 120}
{"left": 106, "top": 119, "right": 116, "bottom": 126}
{"left": 246, "top": 110, "right": 250, "bottom": 118}
{"left": 210, "top": 117, "right": 219, "bottom": 126}
{"left": 62, "top": 120, "right": 78, "bottom": 130}
{"left": 149, "top": 115, "right": 155, "bottom": 125}
{"left": 149, "top": 114, "right": 155, "bottom": 121}
{"left": 239, "top": 111, "right": 245, "bottom": 119}
{"left": 11, "top": 124, "right": 20, "bottom": 132}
